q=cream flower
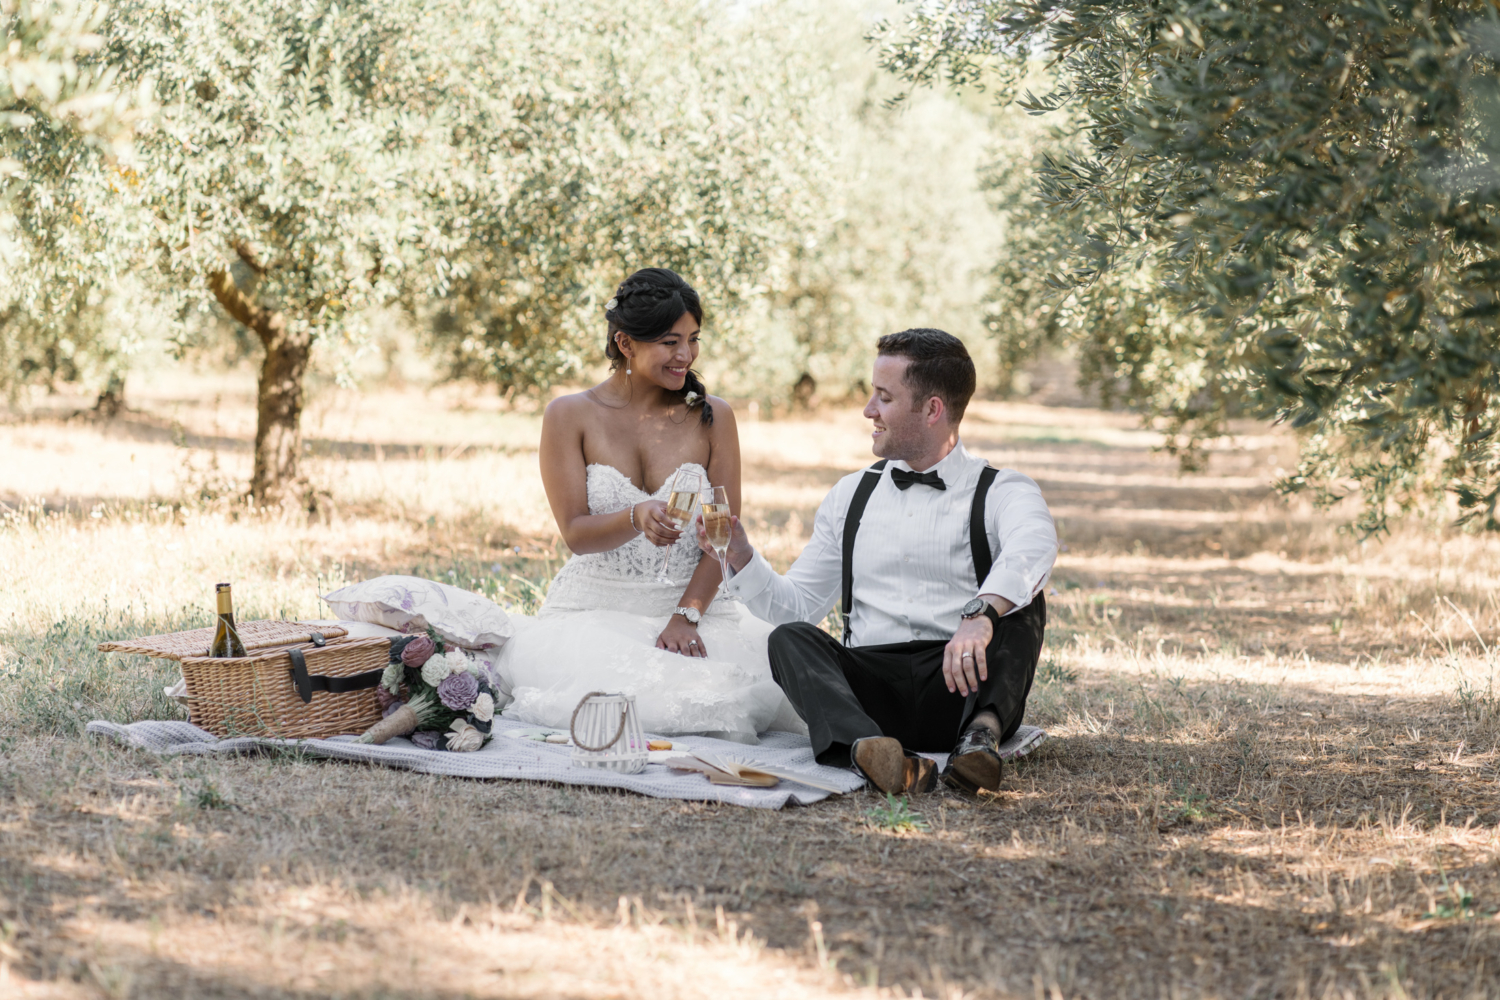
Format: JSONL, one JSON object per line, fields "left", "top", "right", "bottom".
{"left": 420, "top": 655, "right": 451, "bottom": 687}
{"left": 381, "top": 662, "right": 404, "bottom": 694}
{"left": 445, "top": 649, "right": 471, "bottom": 675}
{"left": 447, "top": 718, "right": 485, "bottom": 752}
{"left": 470, "top": 692, "right": 495, "bottom": 722}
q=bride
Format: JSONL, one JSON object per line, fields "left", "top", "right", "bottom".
{"left": 496, "top": 267, "right": 804, "bottom": 742}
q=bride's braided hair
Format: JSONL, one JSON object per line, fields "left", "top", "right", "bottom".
{"left": 604, "top": 267, "right": 713, "bottom": 426}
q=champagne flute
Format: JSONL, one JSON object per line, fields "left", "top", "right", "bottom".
{"left": 656, "top": 468, "right": 702, "bottom": 584}
{"left": 701, "top": 485, "right": 732, "bottom": 581}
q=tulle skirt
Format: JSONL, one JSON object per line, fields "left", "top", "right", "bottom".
{"left": 495, "top": 570, "right": 805, "bottom": 743}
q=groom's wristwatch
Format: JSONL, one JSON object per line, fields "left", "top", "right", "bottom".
{"left": 961, "top": 598, "right": 1002, "bottom": 630}
{"left": 672, "top": 606, "right": 702, "bottom": 625}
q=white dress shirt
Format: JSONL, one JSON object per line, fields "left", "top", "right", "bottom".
{"left": 722, "top": 440, "right": 1058, "bottom": 646}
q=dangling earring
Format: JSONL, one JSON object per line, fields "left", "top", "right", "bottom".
{"left": 625, "top": 365, "right": 632, "bottom": 375}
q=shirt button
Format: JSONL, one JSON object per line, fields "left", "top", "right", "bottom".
{"left": 907, "top": 512, "right": 913, "bottom": 518}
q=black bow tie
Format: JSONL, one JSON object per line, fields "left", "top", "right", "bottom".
{"left": 890, "top": 467, "right": 946, "bottom": 491}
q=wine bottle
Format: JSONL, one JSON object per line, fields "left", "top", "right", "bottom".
{"left": 209, "top": 582, "right": 247, "bottom": 657}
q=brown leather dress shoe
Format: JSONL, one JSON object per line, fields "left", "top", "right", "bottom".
{"left": 941, "top": 727, "right": 1003, "bottom": 794}
{"left": 852, "top": 737, "right": 939, "bottom": 795}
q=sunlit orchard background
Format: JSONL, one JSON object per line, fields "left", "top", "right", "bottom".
{"left": 10, "top": 0, "right": 1500, "bottom": 523}
{"left": 7, "top": 3, "right": 1500, "bottom": 999}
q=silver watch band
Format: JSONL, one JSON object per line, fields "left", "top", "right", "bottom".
{"left": 672, "top": 606, "right": 701, "bottom": 624}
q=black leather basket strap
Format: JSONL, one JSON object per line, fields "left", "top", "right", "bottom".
{"left": 288, "top": 647, "right": 385, "bottom": 705}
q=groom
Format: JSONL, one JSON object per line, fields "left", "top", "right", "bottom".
{"left": 706, "top": 329, "right": 1057, "bottom": 795}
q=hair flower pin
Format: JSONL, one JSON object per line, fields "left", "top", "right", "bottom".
{"left": 605, "top": 298, "right": 619, "bottom": 311}
{"left": 684, "top": 391, "right": 703, "bottom": 407}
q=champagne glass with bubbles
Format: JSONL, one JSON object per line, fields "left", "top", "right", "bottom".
{"left": 656, "top": 468, "right": 702, "bottom": 584}
{"left": 701, "top": 485, "right": 732, "bottom": 581}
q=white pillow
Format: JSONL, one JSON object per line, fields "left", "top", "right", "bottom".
{"left": 321, "top": 576, "right": 514, "bottom": 650}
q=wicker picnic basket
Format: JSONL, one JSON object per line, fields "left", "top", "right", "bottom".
{"left": 99, "top": 621, "right": 393, "bottom": 739}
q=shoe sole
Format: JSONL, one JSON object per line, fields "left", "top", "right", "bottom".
{"left": 945, "top": 750, "right": 1001, "bottom": 794}
{"left": 907, "top": 755, "right": 939, "bottom": 794}
{"left": 853, "top": 738, "right": 907, "bottom": 794}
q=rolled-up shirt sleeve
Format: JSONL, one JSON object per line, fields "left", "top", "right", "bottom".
{"left": 979, "top": 470, "right": 1058, "bottom": 614}
{"left": 720, "top": 483, "right": 846, "bottom": 627}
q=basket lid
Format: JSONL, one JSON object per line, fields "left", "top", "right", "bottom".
{"left": 98, "top": 620, "right": 350, "bottom": 661}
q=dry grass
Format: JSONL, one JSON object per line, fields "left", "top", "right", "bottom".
{"left": 3, "top": 371, "right": 1500, "bottom": 999}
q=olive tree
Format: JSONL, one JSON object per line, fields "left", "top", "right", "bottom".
{"left": 1, "top": 0, "right": 138, "bottom": 142}
{"left": 93, "top": 0, "right": 468, "bottom": 505}
{"left": 877, "top": 1, "right": 1500, "bottom": 531}
{"left": 2, "top": 0, "right": 148, "bottom": 402}
{"left": 417, "top": 0, "right": 833, "bottom": 400}
{"left": 431, "top": 0, "right": 1008, "bottom": 407}
{"left": 58, "top": 0, "right": 837, "bottom": 506}
{"left": 9, "top": 0, "right": 997, "bottom": 499}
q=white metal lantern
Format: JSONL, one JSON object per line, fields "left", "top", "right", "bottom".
{"left": 569, "top": 691, "right": 648, "bottom": 774}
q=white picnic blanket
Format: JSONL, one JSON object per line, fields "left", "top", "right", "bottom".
{"left": 85, "top": 717, "right": 1048, "bottom": 810}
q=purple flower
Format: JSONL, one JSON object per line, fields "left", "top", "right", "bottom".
{"left": 436, "top": 670, "right": 478, "bottom": 711}
{"left": 381, "top": 699, "right": 404, "bottom": 719}
{"left": 400, "top": 635, "right": 437, "bottom": 669}
{"left": 411, "top": 731, "right": 439, "bottom": 750}
{"left": 375, "top": 686, "right": 399, "bottom": 712}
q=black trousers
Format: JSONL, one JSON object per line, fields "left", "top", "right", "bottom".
{"left": 767, "top": 596, "right": 1046, "bottom": 768}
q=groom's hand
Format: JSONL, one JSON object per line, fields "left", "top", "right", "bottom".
{"left": 943, "top": 615, "right": 993, "bottom": 697}
{"left": 944, "top": 596, "right": 1014, "bottom": 696}
{"left": 696, "top": 514, "right": 755, "bottom": 574}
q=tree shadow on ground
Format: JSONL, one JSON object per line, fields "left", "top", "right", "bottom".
{"left": 7, "top": 668, "right": 1498, "bottom": 999}
{"left": 55, "top": 409, "right": 535, "bottom": 461}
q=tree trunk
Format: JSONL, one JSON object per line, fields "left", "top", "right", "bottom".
{"left": 208, "top": 269, "right": 312, "bottom": 508}
{"left": 93, "top": 371, "right": 127, "bottom": 418}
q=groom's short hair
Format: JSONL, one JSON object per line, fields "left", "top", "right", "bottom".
{"left": 876, "top": 328, "right": 976, "bottom": 425}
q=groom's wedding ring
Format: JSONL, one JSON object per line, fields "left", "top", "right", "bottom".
{"left": 961, "top": 652, "right": 973, "bottom": 659}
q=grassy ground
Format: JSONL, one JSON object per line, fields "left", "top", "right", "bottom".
{"left": 3, "top": 374, "right": 1499, "bottom": 999}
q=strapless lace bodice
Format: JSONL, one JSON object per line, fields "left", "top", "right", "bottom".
{"left": 498, "top": 461, "right": 806, "bottom": 740}
{"left": 539, "top": 462, "right": 726, "bottom": 619}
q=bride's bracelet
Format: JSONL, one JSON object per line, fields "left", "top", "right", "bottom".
{"left": 628, "top": 503, "right": 641, "bottom": 533}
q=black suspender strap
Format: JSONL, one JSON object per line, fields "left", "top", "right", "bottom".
{"left": 841, "top": 460, "right": 888, "bottom": 645}
{"left": 970, "top": 465, "right": 999, "bottom": 586}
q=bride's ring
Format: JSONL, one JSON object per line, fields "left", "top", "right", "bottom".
{"left": 688, "top": 640, "right": 698, "bottom": 646}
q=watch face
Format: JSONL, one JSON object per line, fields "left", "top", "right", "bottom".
{"left": 961, "top": 598, "right": 986, "bottom": 618}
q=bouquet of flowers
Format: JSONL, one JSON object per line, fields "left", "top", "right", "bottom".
{"left": 357, "top": 633, "right": 498, "bottom": 751}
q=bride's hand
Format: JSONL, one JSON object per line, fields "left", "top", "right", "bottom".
{"left": 657, "top": 617, "right": 707, "bottom": 657}
{"left": 634, "top": 500, "right": 683, "bottom": 547}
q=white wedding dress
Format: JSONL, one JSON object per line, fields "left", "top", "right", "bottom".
{"left": 495, "top": 462, "right": 806, "bottom": 743}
